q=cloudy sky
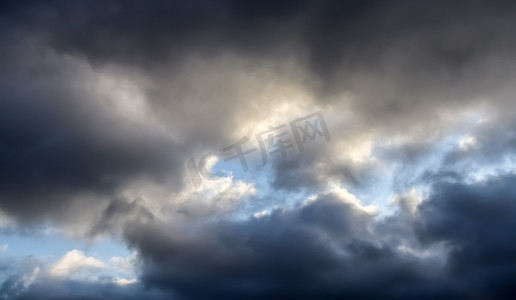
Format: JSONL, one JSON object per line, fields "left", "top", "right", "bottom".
{"left": 2, "top": 0, "right": 516, "bottom": 299}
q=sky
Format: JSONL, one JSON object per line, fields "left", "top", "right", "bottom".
{"left": 1, "top": 0, "right": 516, "bottom": 299}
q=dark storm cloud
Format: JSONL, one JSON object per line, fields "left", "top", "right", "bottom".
{"left": 123, "top": 193, "right": 444, "bottom": 299}
{"left": 2, "top": 0, "right": 516, "bottom": 218}
{"left": 0, "top": 41, "right": 183, "bottom": 225}
{"left": 115, "top": 173, "right": 516, "bottom": 299}
{"left": 0, "top": 0, "right": 311, "bottom": 68}
{"left": 2, "top": 0, "right": 516, "bottom": 299}
{"left": 415, "top": 174, "right": 516, "bottom": 298}
{"left": 6, "top": 278, "right": 171, "bottom": 300}
{"left": 400, "top": 171, "right": 516, "bottom": 297}
{"left": 4, "top": 0, "right": 516, "bottom": 102}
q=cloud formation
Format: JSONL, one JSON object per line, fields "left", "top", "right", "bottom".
{"left": 2, "top": 0, "right": 516, "bottom": 299}
{"left": 49, "top": 250, "right": 104, "bottom": 278}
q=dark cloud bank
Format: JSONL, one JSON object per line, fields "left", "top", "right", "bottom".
{"left": 5, "top": 175, "right": 516, "bottom": 299}
{"left": 2, "top": 0, "right": 516, "bottom": 299}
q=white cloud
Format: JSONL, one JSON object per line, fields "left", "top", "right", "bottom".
{"left": 0, "top": 244, "right": 7, "bottom": 252}
{"left": 109, "top": 252, "right": 137, "bottom": 275}
{"left": 112, "top": 277, "right": 138, "bottom": 286}
{"left": 49, "top": 249, "right": 104, "bottom": 277}
{"left": 459, "top": 135, "right": 477, "bottom": 150}
{"left": 326, "top": 184, "right": 377, "bottom": 215}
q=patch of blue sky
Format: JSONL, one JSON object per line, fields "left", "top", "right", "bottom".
{"left": 0, "top": 228, "right": 133, "bottom": 279}
{"left": 211, "top": 150, "right": 314, "bottom": 220}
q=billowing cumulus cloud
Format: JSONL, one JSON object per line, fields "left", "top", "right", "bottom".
{"left": 49, "top": 250, "right": 104, "bottom": 277}
{"left": 2, "top": 0, "right": 516, "bottom": 299}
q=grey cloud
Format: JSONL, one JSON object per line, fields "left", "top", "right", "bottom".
{"left": 3, "top": 0, "right": 516, "bottom": 211}
{"left": 444, "top": 118, "right": 516, "bottom": 165}
{"left": 8, "top": 278, "right": 171, "bottom": 300}
{"left": 414, "top": 173, "right": 516, "bottom": 298}
{"left": 2, "top": 1, "right": 516, "bottom": 299}
{"left": 0, "top": 42, "right": 184, "bottom": 227}
{"left": 123, "top": 193, "right": 447, "bottom": 299}
{"left": 115, "top": 173, "right": 516, "bottom": 299}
